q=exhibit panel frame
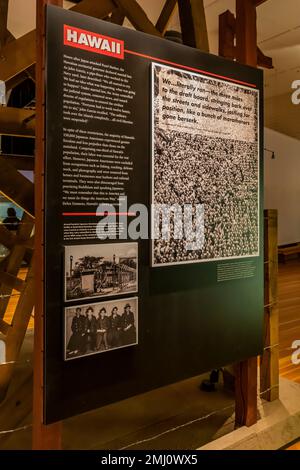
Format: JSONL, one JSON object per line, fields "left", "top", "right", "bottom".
{"left": 44, "top": 5, "right": 264, "bottom": 424}
{"left": 150, "top": 61, "right": 260, "bottom": 267}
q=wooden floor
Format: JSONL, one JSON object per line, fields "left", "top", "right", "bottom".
{"left": 279, "top": 259, "right": 300, "bottom": 451}
{"left": 278, "top": 259, "right": 300, "bottom": 384}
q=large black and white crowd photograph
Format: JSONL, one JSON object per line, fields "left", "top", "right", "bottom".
{"left": 65, "top": 297, "right": 138, "bottom": 360}
{"left": 152, "top": 64, "right": 259, "bottom": 266}
{"left": 65, "top": 242, "right": 138, "bottom": 301}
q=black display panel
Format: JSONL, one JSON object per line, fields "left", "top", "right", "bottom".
{"left": 45, "top": 5, "right": 264, "bottom": 424}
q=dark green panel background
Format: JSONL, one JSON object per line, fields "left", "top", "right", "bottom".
{"left": 45, "top": 6, "right": 264, "bottom": 424}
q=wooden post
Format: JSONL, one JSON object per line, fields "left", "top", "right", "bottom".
{"left": 219, "top": 7, "right": 272, "bottom": 68}
{"left": 219, "top": 1, "right": 275, "bottom": 421}
{"left": 189, "top": 0, "right": 209, "bottom": 52}
{"left": 218, "top": 0, "right": 260, "bottom": 427}
{"left": 235, "top": 0, "right": 257, "bottom": 426}
{"left": 234, "top": 358, "right": 258, "bottom": 427}
{"left": 155, "top": 0, "right": 177, "bottom": 35}
{"left": 33, "top": 0, "right": 63, "bottom": 450}
{"left": 219, "top": 10, "right": 236, "bottom": 60}
{"left": 260, "top": 210, "right": 279, "bottom": 401}
{"left": 178, "top": 0, "right": 209, "bottom": 52}
{"left": 110, "top": 7, "right": 126, "bottom": 26}
{"left": 0, "top": 0, "right": 9, "bottom": 50}
{"left": 236, "top": 0, "right": 257, "bottom": 66}
{"left": 234, "top": 0, "right": 259, "bottom": 427}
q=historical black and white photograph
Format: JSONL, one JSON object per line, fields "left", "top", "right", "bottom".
{"left": 64, "top": 297, "right": 138, "bottom": 360}
{"left": 152, "top": 63, "right": 260, "bottom": 266}
{"left": 64, "top": 242, "right": 138, "bottom": 301}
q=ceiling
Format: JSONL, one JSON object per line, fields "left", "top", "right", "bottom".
{"left": 6, "top": 0, "right": 300, "bottom": 139}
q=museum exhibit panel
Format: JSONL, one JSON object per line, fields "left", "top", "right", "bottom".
{"left": 0, "top": 0, "right": 299, "bottom": 453}
{"left": 44, "top": 5, "right": 263, "bottom": 424}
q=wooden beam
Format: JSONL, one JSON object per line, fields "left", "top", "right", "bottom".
{"left": 110, "top": 8, "right": 126, "bottom": 26}
{"left": 5, "top": 66, "right": 36, "bottom": 94}
{"left": 71, "top": 0, "right": 116, "bottom": 18}
{"left": 0, "top": 30, "right": 36, "bottom": 90}
{"left": 260, "top": 210, "right": 279, "bottom": 401}
{"left": 0, "top": 106, "right": 35, "bottom": 137}
{"left": 257, "top": 46, "right": 273, "bottom": 69}
{"left": 233, "top": 0, "right": 259, "bottom": 428}
{"left": 235, "top": 358, "right": 258, "bottom": 427}
{"left": 190, "top": 0, "right": 209, "bottom": 52}
{"left": 253, "top": 0, "right": 269, "bottom": 6}
{"left": 114, "top": 0, "right": 161, "bottom": 37}
{"left": 0, "top": 213, "right": 34, "bottom": 320}
{"left": 0, "top": 271, "right": 25, "bottom": 292}
{"left": 0, "top": 158, "right": 34, "bottom": 216}
{"left": 0, "top": 0, "right": 9, "bottom": 49}
{"left": 5, "top": 265, "right": 34, "bottom": 354}
{"left": 0, "top": 225, "right": 17, "bottom": 249}
{"left": 33, "top": 0, "right": 62, "bottom": 451}
{"left": 0, "top": 318, "right": 10, "bottom": 335}
{"left": 0, "top": 0, "right": 116, "bottom": 91}
{"left": 219, "top": 10, "right": 236, "bottom": 59}
{"left": 236, "top": 0, "right": 257, "bottom": 66}
{"left": 25, "top": 65, "right": 36, "bottom": 83}
{"left": 0, "top": 154, "right": 34, "bottom": 171}
{"left": 156, "top": 0, "right": 177, "bottom": 35}
{"left": 0, "top": 228, "right": 33, "bottom": 250}
{"left": 178, "top": 0, "right": 196, "bottom": 48}
{"left": 178, "top": 0, "right": 209, "bottom": 52}
{"left": 0, "top": 262, "right": 34, "bottom": 403}
{"left": 219, "top": 8, "right": 272, "bottom": 70}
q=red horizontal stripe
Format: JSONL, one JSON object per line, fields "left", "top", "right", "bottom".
{"left": 124, "top": 49, "right": 257, "bottom": 89}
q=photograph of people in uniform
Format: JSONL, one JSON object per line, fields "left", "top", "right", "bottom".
{"left": 65, "top": 242, "right": 138, "bottom": 301}
{"left": 65, "top": 298, "right": 138, "bottom": 360}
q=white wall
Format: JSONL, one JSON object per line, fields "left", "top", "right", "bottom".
{"left": 264, "top": 127, "right": 300, "bottom": 246}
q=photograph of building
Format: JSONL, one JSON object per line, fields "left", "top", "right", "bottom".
{"left": 64, "top": 242, "right": 138, "bottom": 301}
